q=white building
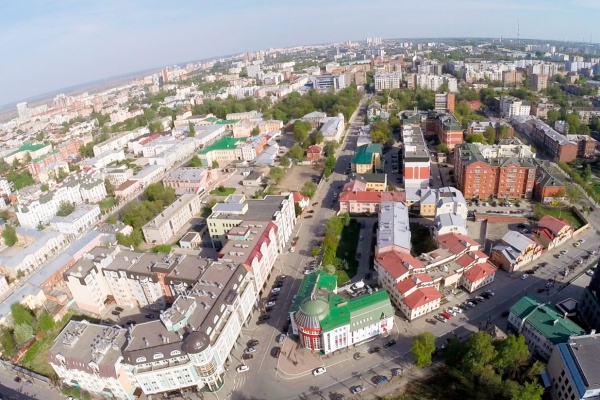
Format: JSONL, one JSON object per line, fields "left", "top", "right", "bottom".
{"left": 92, "top": 128, "right": 150, "bottom": 156}
{"left": 142, "top": 194, "right": 202, "bottom": 244}
{"left": 50, "top": 204, "right": 101, "bottom": 236}
{"left": 320, "top": 115, "right": 345, "bottom": 142}
{"left": 500, "top": 96, "right": 531, "bottom": 117}
{"left": 374, "top": 72, "right": 402, "bottom": 92}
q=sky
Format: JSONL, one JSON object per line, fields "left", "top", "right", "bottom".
{"left": 1, "top": 0, "right": 599, "bottom": 106}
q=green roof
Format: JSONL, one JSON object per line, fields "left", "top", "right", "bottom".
{"left": 510, "top": 296, "right": 586, "bottom": 344}
{"left": 352, "top": 143, "right": 382, "bottom": 166}
{"left": 203, "top": 117, "right": 239, "bottom": 125}
{"left": 199, "top": 136, "right": 244, "bottom": 154}
{"left": 290, "top": 271, "right": 337, "bottom": 313}
{"left": 320, "top": 294, "right": 350, "bottom": 331}
{"left": 8, "top": 143, "right": 47, "bottom": 157}
{"left": 348, "top": 290, "right": 394, "bottom": 331}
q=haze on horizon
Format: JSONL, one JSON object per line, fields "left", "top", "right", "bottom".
{"left": 2, "top": 0, "right": 599, "bottom": 106}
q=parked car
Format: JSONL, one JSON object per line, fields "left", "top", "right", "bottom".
{"left": 313, "top": 367, "right": 327, "bottom": 376}
{"left": 245, "top": 347, "right": 256, "bottom": 354}
{"left": 427, "top": 318, "right": 437, "bottom": 325}
{"left": 271, "top": 287, "right": 281, "bottom": 293}
{"left": 276, "top": 334, "right": 286, "bottom": 344}
{"left": 368, "top": 346, "right": 381, "bottom": 354}
{"left": 485, "top": 289, "right": 495, "bottom": 296}
{"left": 442, "top": 312, "right": 452, "bottom": 320}
{"left": 501, "top": 310, "right": 510, "bottom": 317}
{"left": 247, "top": 339, "right": 259, "bottom": 347}
{"left": 115, "top": 307, "right": 124, "bottom": 312}
{"left": 435, "top": 314, "right": 447, "bottom": 323}
{"left": 258, "top": 314, "right": 270, "bottom": 321}
{"left": 289, "top": 247, "right": 296, "bottom": 253}
{"left": 145, "top": 314, "right": 155, "bottom": 319}
{"left": 560, "top": 250, "right": 568, "bottom": 255}
{"left": 237, "top": 365, "right": 250, "bottom": 373}
{"left": 546, "top": 281, "right": 553, "bottom": 288}
{"left": 521, "top": 274, "right": 529, "bottom": 280}
{"left": 304, "top": 268, "right": 315, "bottom": 275}
{"left": 451, "top": 306, "right": 463, "bottom": 314}
{"left": 383, "top": 339, "right": 396, "bottom": 348}
{"left": 271, "top": 347, "right": 281, "bottom": 358}
{"left": 350, "top": 385, "right": 365, "bottom": 394}
{"left": 475, "top": 295, "right": 485, "bottom": 301}
{"left": 372, "top": 375, "right": 388, "bottom": 385}
{"left": 266, "top": 301, "right": 276, "bottom": 307}
{"left": 111, "top": 310, "right": 121, "bottom": 316}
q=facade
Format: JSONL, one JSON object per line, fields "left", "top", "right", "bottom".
{"left": 352, "top": 143, "right": 383, "bottom": 174}
{"left": 306, "top": 145, "right": 323, "bottom": 162}
{"left": 290, "top": 271, "right": 395, "bottom": 354}
{"left": 531, "top": 73, "right": 548, "bottom": 92}
{"left": 533, "top": 162, "right": 567, "bottom": 204}
{"left": 431, "top": 112, "right": 463, "bottom": 149}
{"left": 142, "top": 194, "right": 202, "bottom": 244}
{"left": 565, "top": 135, "right": 597, "bottom": 159}
{"left": 579, "top": 261, "right": 600, "bottom": 331}
{"left": 508, "top": 296, "right": 585, "bottom": 360}
{"left": 374, "top": 72, "right": 402, "bottom": 92}
{"left": 533, "top": 215, "right": 574, "bottom": 250}
{"left": 338, "top": 190, "right": 405, "bottom": 215}
{"left": 491, "top": 231, "right": 544, "bottom": 272}
{"left": 49, "top": 321, "right": 137, "bottom": 399}
{"left": 50, "top": 204, "right": 101, "bottom": 237}
{"left": 311, "top": 74, "right": 346, "bottom": 91}
{"left": 401, "top": 125, "right": 430, "bottom": 189}
{"left": 198, "top": 136, "right": 244, "bottom": 167}
{"left": 163, "top": 167, "right": 218, "bottom": 195}
{"left": 354, "top": 173, "right": 387, "bottom": 192}
{"left": 434, "top": 93, "right": 455, "bottom": 113}
{"left": 547, "top": 333, "right": 600, "bottom": 400}
{"left": 432, "top": 213, "right": 468, "bottom": 238}
{"left": 512, "top": 116, "right": 580, "bottom": 163}
{"left": 63, "top": 254, "right": 113, "bottom": 314}
{"left": 499, "top": 96, "right": 531, "bottom": 117}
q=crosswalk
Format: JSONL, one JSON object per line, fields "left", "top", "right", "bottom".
{"left": 232, "top": 376, "right": 247, "bottom": 390}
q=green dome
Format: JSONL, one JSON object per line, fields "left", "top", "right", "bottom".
{"left": 295, "top": 297, "right": 329, "bottom": 329}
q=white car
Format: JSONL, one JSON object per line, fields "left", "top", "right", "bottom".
{"left": 266, "top": 301, "right": 276, "bottom": 307}
{"left": 485, "top": 289, "right": 495, "bottom": 296}
{"left": 451, "top": 306, "right": 463, "bottom": 314}
{"left": 271, "top": 287, "right": 281, "bottom": 293}
{"left": 276, "top": 334, "right": 286, "bottom": 344}
{"left": 289, "top": 247, "right": 296, "bottom": 253}
{"left": 236, "top": 365, "right": 250, "bottom": 373}
{"left": 560, "top": 250, "right": 568, "bottom": 255}
{"left": 447, "top": 309, "right": 457, "bottom": 317}
{"left": 313, "top": 367, "right": 327, "bottom": 376}
{"left": 245, "top": 347, "right": 256, "bottom": 354}
{"left": 521, "top": 274, "right": 529, "bottom": 280}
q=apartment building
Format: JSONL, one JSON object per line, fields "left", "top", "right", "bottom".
{"left": 454, "top": 140, "right": 537, "bottom": 200}
{"left": 467, "top": 120, "right": 514, "bottom": 138}
{"left": 579, "top": 262, "right": 600, "bottom": 331}
{"left": 547, "top": 333, "right": 600, "bottom": 400}
{"left": 142, "top": 194, "right": 202, "bottom": 244}
{"left": 434, "top": 93, "right": 455, "bottom": 113}
{"left": 129, "top": 164, "right": 165, "bottom": 188}
{"left": 290, "top": 271, "right": 395, "bottom": 353}
{"left": 401, "top": 125, "right": 430, "bottom": 189}
{"left": 499, "top": 96, "right": 531, "bottom": 117}
{"left": 49, "top": 321, "right": 137, "bottom": 399}
{"left": 508, "top": 296, "right": 585, "bottom": 360}
{"left": 512, "top": 116, "right": 582, "bottom": 163}
{"left": 63, "top": 254, "right": 113, "bottom": 314}
{"left": 163, "top": 167, "right": 218, "bottom": 195}
{"left": 374, "top": 72, "right": 402, "bottom": 92}
{"left": 352, "top": 143, "right": 383, "bottom": 173}
{"left": 533, "top": 162, "right": 567, "bottom": 203}
{"left": 50, "top": 203, "right": 101, "bottom": 236}
{"left": 207, "top": 194, "right": 295, "bottom": 250}
{"left": 93, "top": 128, "right": 150, "bottom": 156}
{"left": 531, "top": 101, "right": 559, "bottom": 119}
{"left": 311, "top": 74, "right": 346, "bottom": 91}
{"left": 82, "top": 149, "right": 126, "bottom": 169}
{"left": 431, "top": 111, "right": 463, "bottom": 149}
{"left": 502, "top": 70, "right": 523, "bottom": 86}
{"left": 531, "top": 73, "right": 548, "bottom": 92}
{"left": 491, "top": 231, "right": 544, "bottom": 272}
{"left": 565, "top": 134, "right": 597, "bottom": 159}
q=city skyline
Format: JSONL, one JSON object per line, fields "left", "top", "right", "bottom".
{"left": 2, "top": 0, "right": 599, "bottom": 106}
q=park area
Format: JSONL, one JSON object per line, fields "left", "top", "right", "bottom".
{"left": 209, "top": 186, "right": 236, "bottom": 196}
{"left": 320, "top": 214, "right": 360, "bottom": 285}
{"left": 533, "top": 204, "right": 586, "bottom": 230}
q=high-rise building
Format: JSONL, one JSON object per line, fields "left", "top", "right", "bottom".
{"left": 434, "top": 93, "right": 455, "bottom": 113}
{"left": 579, "top": 259, "right": 600, "bottom": 331}
{"left": 366, "top": 37, "right": 383, "bottom": 46}
{"left": 531, "top": 73, "right": 548, "bottom": 92}
{"left": 16, "top": 102, "right": 29, "bottom": 120}
{"left": 374, "top": 72, "right": 402, "bottom": 92}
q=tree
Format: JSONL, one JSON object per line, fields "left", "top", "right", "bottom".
{"left": 149, "top": 121, "right": 164, "bottom": 133}
{"left": 323, "top": 264, "right": 336, "bottom": 275}
{"left": 466, "top": 133, "right": 486, "bottom": 143}
{"left": 58, "top": 167, "right": 69, "bottom": 180}
{"left": 280, "top": 155, "right": 291, "bottom": 168}
{"left": 411, "top": 332, "right": 436, "bottom": 368}
{"left": 461, "top": 332, "right": 497, "bottom": 376}
{"left": 310, "top": 130, "right": 324, "bottom": 145}
{"left": 292, "top": 120, "right": 311, "bottom": 144}
{"left": 212, "top": 160, "right": 219, "bottom": 169}
{"left": 583, "top": 164, "right": 592, "bottom": 182}
{"left": 510, "top": 381, "right": 544, "bottom": 400}
{"left": 436, "top": 144, "right": 450, "bottom": 154}
{"left": 116, "top": 229, "right": 143, "bottom": 248}
{"left": 106, "top": 215, "right": 118, "bottom": 224}
{"left": 301, "top": 181, "right": 317, "bottom": 198}
{"left": 494, "top": 334, "right": 531, "bottom": 378}
{"left": 288, "top": 145, "right": 305, "bottom": 161}
{"left": 10, "top": 303, "right": 34, "bottom": 326}
{"left": 189, "top": 155, "right": 202, "bottom": 167}
{"left": 188, "top": 122, "right": 196, "bottom": 137}
{"left": 250, "top": 127, "right": 260, "bottom": 136}
{"left": 152, "top": 244, "right": 173, "bottom": 253}
{"left": 2, "top": 225, "right": 17, "bottom": 246}
{"left": 12, "top": 158, "right": 20, "bottom": 169}
{"left": 13, "top": 323, "right": 33, "bottom": 346}
{"left": 38, "top": 311, "right": 55, "bottom": 331}
{"left": 311, "top": 247, "right": 321, "bottom": 257}
{"left": 498, "top": 125, "right": 511, "bottom": 140}
{"left": 483, "top": 126, "right": 496, "bottom": 144}
{"left": 40, "top": 183, "right": 49, "bottom": 192}
{"left": 270, "top": 167, "right": 285, "bottom": 184}
{"left": 0, "top": 330, "right": 16, "bottom": 356}
{"left": 56, "top": 201, "right": 75, "bottom": 217}
{"left": 23, "top": 152, "right": 32, "bottom": 163}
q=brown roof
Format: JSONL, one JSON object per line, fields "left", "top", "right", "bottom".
{"left": 537, "top": 215, "right": 571, "bottom": 235}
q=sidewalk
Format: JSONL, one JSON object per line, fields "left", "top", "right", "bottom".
{"left": 277, "top": 339, "right": 323, "bottom": 378}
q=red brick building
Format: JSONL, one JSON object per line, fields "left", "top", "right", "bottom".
{"left": 306, "top": 145, "right": 323, "bottom": 162}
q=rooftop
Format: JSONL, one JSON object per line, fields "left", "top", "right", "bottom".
{"left": 142, "top": 193, "right": 198, "bottom": 229}
{"left": 199, "top": 136, "right": 244, "bottom": 154}
{"left": 377, "top": 201, "right": 411, "bottom": 252}
{"left": 352, "top": 143, "right": 382, "bottom": 166}
{"left": 559, "top": 334, "right": 600, "bottom": 392}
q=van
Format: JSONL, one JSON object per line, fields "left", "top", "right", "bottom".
{"left": 351, "top": 281, "right": 365, "bottom": 290}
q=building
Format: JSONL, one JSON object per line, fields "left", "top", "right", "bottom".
{"left": 499, "top": 96, "right": 531, "bottom": 117}
{"left": 93, "top": 128, "right": 150, "bottom": 157}
{"left": 502, "top": 70, "right": 524, "bottom": 86}
{"left": 431, "top": 111, "right": 463, "bottom": 150}
{"left": 508, "top": 296, "right": 586, "bottom": 360}
{"left": 547, "top": 333, "right": 600, "bottom": 400}
{"left": 374, "top": 72, "right": 402, "bottom": 92}
{"left": 5, "top": 143, "right": 53, "bottom": 165}
{"left": 565, "top": 135, "right": 597, "bottom": 159}
{"left": 50, "top": 204, "right": 101, "bottom": 237}
{"left": 63, "top": 252, "right": 113, "bottom": 314}
{"left": 311, "top": 74, "right": 346, "bottom": 91}
{"left": 49, "top": 321, "right": 137, "bottom": 399}
{"left": 142, "top": 194, "right": 202, "bottom": 244}
{"left": 293, "top": 192, "right": 310, "bottom": 211}
{"left": 533, "top": 162, "right": 567, "bottom": 204}
{"left": 290, "top": 271, "right": 395, "bottom": 353}
{"left": 454, "top": 140, "right": 537, "bottom": 200}
{"left": 163, "top": 167, "right": 218, "bottom": 195}
{"left": 491, "top": 231, "right": 544, "bottom": 272}
{"left": 306, "top": 145, "right": 323, "bottom": 162}
{"left": 467, "top": 120, "right": 514, "bottom": 138}
{"left": 531, "top": 73, "right": 548, "bottom": 92}
{"left": 401, "top": 125, "right": 430, "bottom": 189}
{"left": 434, "top": 93, "right": 455, "bottom": 113}
{"left": 432, "top": 213, "right": 468, "bottom": 238}
{"left": 579, "top": 261, "right": 600, "bottom": 331}
{"left": 338, "top": 190, "right": 405, "bottom": 214}
{"left": 320, "top": 115, "right": 345, "bottom": 142}
{"left": 198, "top": 136, "right": 245, "bottom": 167}
{"left": 533, "top": 215, "right": 574, "bottom": 250}
{"left": 353, "top": 173, "right": 388, "bottom": 192}
{"left": 376, "top": 202, "right": 412, "bottom": 255}
{"left": 512, "top": 116, "right": 579, "bottom": 163}
{"left": 352, "top": 143, "right": 383, "bottom": 174}
{"left": 207, "top": 194, "right": 295, "bottom": 250}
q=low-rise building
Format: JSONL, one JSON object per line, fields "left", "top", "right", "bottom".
{"left": 491, "top": 231, "right": 544, "bottom": 272}
{"left": 142, "top": 194, "right": 202, "bottom": 244}
{"left": 508, "top": 296, "right": 586, "bottom": 360}
{"left": 533, "top": 162, "right": 567, "bottom": 204}
{"left": 338, "top": 190, "right": 405, "bottom": 215}
{"left": 306, "top": 145, "right": 323, "bottom": 162}
{"left": 533, "top": 215, "right": 574, "bottom": 250}
{"left": 163, "top": 167, "right": 218, "bottom": 195}
{"left": 50, "top": 204, "right": 101, "bottom": 237}
{"left": 114, "top": 180, "right": 141, "bottom": 201}
{"left": 433, "top": 213, "right": 467, "bottom": 238}
{"left": 353, "top": 173, "right": 388, "bottom": 192}
{"left": 352, "top": 143, "right": 382, "bottom": 174}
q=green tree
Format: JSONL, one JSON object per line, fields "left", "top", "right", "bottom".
{"left": 547, "top": 109, "right": 561, "bottom": 126}
{"left": 106, "top": 215, "right": 118, "bottom": 224}
{"left": 40, "top": 183, "right": 49, "bottom": 192}
{"left": 310, "top": 130, "right": 324, "bottom": 145}
{"left": 0, "top": 330, "right": 16, "bottom": 356}
{"left": 288, "top": 145, "right": 305, "bottom": 161}
{"left": 212, "top": 160, "right": 219, "bottom": 169}
{"left": 510, "top": 381, "right": 544, "bottom": 400}
{"left": 2, "top": 225, "right": 17, "bottom": 246}
{"left": 116, "top": 229, "right": 143, "bottom": 248}
{"left": 301, "top": 181, "right": 318, "bottom": 198}
{"left": 280, "top": 155, "right": 291, "bottom": 168}
{"left": 292, "top": 120, "right": 311, "bottom": 144}
{"left": 189, "top": 155, "right": 202, "bottom": 167}
{"left": 12, "top": 158, "right": 20, "bottom": 169}
{"left": 152, "top": 244, "right": 173, "bottom": 253}
{"left": 188, "top": 122, "right": 196, "bottom": 137}
{"left": 310, "top": 247, "right": 321, "bottom": 257}
{"left": 10, "top": 303, "right": 35, "bottom": 326}
{"left": 149, "top": 121, "right": 164, "bottom": 133}
{"left": 411, "top": 332, "right": 436, "bottom": 368}
{"left": 323, "top": 264, "right": 336, "bottom": 275}
{"left": 58, "top": 167, "right": 69, "bottom": 180}
{"left": 466, "top": 133, "right": 486, "bottom": 143}
{"left": 13, "top": 323, "right": 33, "bottom": 346}
{"left": 583, "top": 164, "right": 592, "bottom": 182}
{"left": 294, "top": 202, "right": 303, "bottom": 217}
{"left": 494, "top": 334, "right": 530, "bottom": 378}
{"left": 461, "top": 332, "right": 497, "bottom": 376}
{"left": 38, "top": 311, "right": 55, "bottom": 331}
{"left": 436, "top": 144, "right": 450, "bottom": 154}
{"left": 483, "top": 126, "right": 496, "bottom": 144}
{"left": 250, "top": 127, "right": 260, "bottom": 136}
{"left": 23, "top": 152, "right": 32, "bottom": 163}
{"left": 498, "top": 125, "right": 511, "bottom": 139}
{"left": 269, "top": 167, "right": 285, "bottom": 184}
{"left": 56, "top": 201, "right": 75, "bottom": 217}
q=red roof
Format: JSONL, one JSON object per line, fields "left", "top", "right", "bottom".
{"left": 437, "top": 233, "right": 479, "bottom": 255}
{"left": 376, "top": 251, "right": 424, "bottom": 280}
{"left": 293, "top": 192, "right": 309, "bottom": 203}
{"left": 306, "top": 145, "right": 322, "bottom": 154}
{"left": 538, "top": 215, "right": 571, "bottom": 235}
{"left": 455, "top": 253, "right": 476, "bottom": 268}
{"left": 343, "top": 180, "right": 367, "bottom": 193}
{"left": 413, "top": 274, "right": 433, "bottom": 283}
{"left": 339, "top": 190, "right": 405, "bottom": 203}
{"left": 463, "top": 262, "right": 496, "bottom": 283}
{"left": 403, "top": 287, "right": 442, "bottom": 310}
{"left": 395, "top": 278, "right": 417, "bottom": 295}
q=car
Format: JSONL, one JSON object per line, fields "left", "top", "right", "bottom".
{"left": 145, "top": 313, "right": 155, "bottom": 319}
{"left": 115, "top": 307, "right": 124, "bottom": 312}
{"left": 451, "top": 306, "right": 463, "bottom": 314}
{"left": 266, "top": 301, "right": 276, "bottom": 307}
{"left": 578, "top": 239, "right": 585, "bottom": 244}
{"left": 353, "top": 352, "right": 365, "bottom": 360}
{"left": 111, "top": 310, "right": 121, "bottom": 316}
{"left": 307, "top": 210, "right": 314, "bottom": 214}
{"left": 372, "top": 375, "right": 388, "bottom": 385}
{"left": 268, "top": 295, "right": 279, "bottom": 302}
{"left": 475, "top": 295, "right": 486, "bottom": 302}
{"left": 271, "top": 287, "right": 281, "bottom": 293}
{"left": 577, "top": 259, "right": 584, "bottom": 265}
{"left": 271, "top": 346, "right": 281, "bottom": 358}
{"left": 587, "top": 269, "right": 595, "bottom": 276}
{"left": 66, "top": 397, "right": 75, "bottom": 400}
{"left": 258, "top": 314, "right": 270, "bottom": 321}
{"left": 435, "top": 314, "right": 447, "bottom": 323}
{"left": 305, "top": 215, "right": 313, "bottom": 219}
{"left": 368, "top": 346, "right": 381, "bottom": 354}
{"left": 277, "top": 274, "right": 287, "bottom": 280}
{"left": 237, "top": 365, "right": 250, "bottom": 373}
{"left": 481, "top": 293, "right": 491, "bottom": 299}
{"left": 274, "top": 281, "right": 284, "bottom": 288}
{"left": 442, "top": 312, "right": 452, "bottom": 320}
{"left": 560, "top": 250, "right": 568, "bottom": 255}
{"left": 126, "top": 320, "right": 135, "bottom": 326}
{"left": 521, "top": 274, "right": 529, "bottom": 280}
{"left": 427, "top": 318, "right": 438, "bottom": 325}
{"left": 466, "top": 301, "right": 475, "bottom": 308}
{"left": 501, "top": 310, "right": 510, "bottom": 318}
{"left": 546, "top": 281, "right": 553, "bottom": 288}
{"left": 289, "top": 247, "right": 295, "bottom": 253}
{"left": 592, "top": 250, "right": 599, "bottom": 256}
{"left": 485, "top": 289, "right": 495, "bottom": 296}
{"left": 446, "top": 309, "right": 457, "bottom": 317}
{"left": 304, "top": 268, "right": 314, "bottom": 275}
{"left": 351, "top": 385, "right": 365, "bottom": 394}
{"left": 537, "top": 288, "right": 546, "bottom": 293}
{"left": 276, "top": 334, "right": 286, "bottom": 344}
{"left": 313, "top": 367, "right": 327, "bottom": 376}
{"left": 247, "top": 339, "right": 259, "bottom": 347}
{"left": 244, "top": 346, "right": 256, "bottom": 354}
{"left": 383, "top": 339, "right": 397, "bottom": 348}
{"left": 14, "top": 377, "right": 21, "bottom": 383}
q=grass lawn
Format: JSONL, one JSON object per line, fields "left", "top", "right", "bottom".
{"left": 98, "top": 196, "right": 115, "bottom": 212}
{"left": 593, "top": 183, "right": 600, "bottom": 195}
{"left": 335, "top": 220, "right": 361, "bottom": 285}
{"left": 210, "top": 187, "right": 236, "bottom": 196}
{"left": 410, "top": 223, "right": 437, "bottom": 256}
{"left": 534, "top": 204, "right": 585, "bottom": 230}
